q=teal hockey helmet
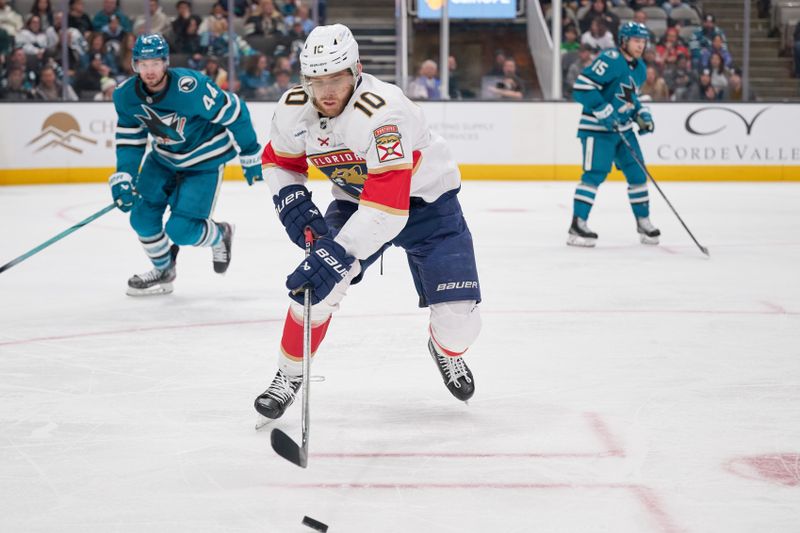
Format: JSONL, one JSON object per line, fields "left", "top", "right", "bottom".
{"left": 132, "top": 33, "right": 169, "bottom": 66}
{"left": 618, "top": 21, "right": 650, "bottom": 45}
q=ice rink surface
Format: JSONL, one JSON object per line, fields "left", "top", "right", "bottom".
{"left": 1, "top": 180, "right": 799, "bottom": 532}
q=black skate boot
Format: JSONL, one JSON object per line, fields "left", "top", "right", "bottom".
{"left": 428, "top": 339, "right": 475, "bottom": 402}
{"left": 126, "top": 245, "right": 179, "bottom": 296}
{"left": 566, "top": 216, "right": 598, "bottom": 247}
{"left": 254, "top": 369, "right": 302, "bottom": 420}
{"left": 636, "top": 216, "right": 660, "bottom": 245}
{"left": 212, "top": 222, "right": 235, "bottom": 274}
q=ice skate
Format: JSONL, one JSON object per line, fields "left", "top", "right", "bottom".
{"left": 126, "top": 245, "right": 179, "bottom": 296}
{"left": 254, "top": 369, "right": 302, "bottom": 428}
{"left": 212, "top": 222, "right": 235, "bottom": 274}
{"left": 567, "top": 216, "right": 598, "bottom": 247}
{"left": 636, "top": 216, "right": 660, "bottom": 245}
{"left": 428, "top": 338, "right": 475, "bottom": 402}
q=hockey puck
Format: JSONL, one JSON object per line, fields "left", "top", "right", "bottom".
{"left": 302, "top": 515, "right": 329, "bottom": 532}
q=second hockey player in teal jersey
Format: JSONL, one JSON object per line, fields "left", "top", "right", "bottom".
{"left": 109, "top": 33, "right": 263, "bottom": 295}
{"left": 568, "top": 21, "right": 660, "bottom": 247}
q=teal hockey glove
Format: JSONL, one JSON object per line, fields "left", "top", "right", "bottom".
{"left": 109, "top": 172, "right": 140, "bottom": 212}
{"left": 592, "top": 103, "right": 621, "bottom": 131}
{"left": 240, "top": 149, "right": 263, "bottom": 186}
{"left": 636, "top": 109, "right": 655, "bottom": 135}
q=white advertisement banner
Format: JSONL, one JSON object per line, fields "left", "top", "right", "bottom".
{"left": 0, "top": 101, "right": 798, "bottom": 182}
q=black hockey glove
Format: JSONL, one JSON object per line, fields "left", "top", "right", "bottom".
{"left": 273, "top": 184, "right": 329, "bottom": 249}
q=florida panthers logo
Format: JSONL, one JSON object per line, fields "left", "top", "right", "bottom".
{"left": 330, "top": 165, "right": 366, "bottom": 187}
{"left": 134, "top": 104, "right": 186, "bottom": 145}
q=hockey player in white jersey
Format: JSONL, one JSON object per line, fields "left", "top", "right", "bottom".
{"left": 254, "top": 24, "right": 482, "bottom": 420}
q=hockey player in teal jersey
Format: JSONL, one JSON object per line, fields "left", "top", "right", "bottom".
{"left": 109, "top": 33, "right": 263, "bottom": 295}
{"left": 568, "top": 21, "right": 660, "bottom": 247}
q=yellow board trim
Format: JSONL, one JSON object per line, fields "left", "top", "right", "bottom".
{"left": 1, "top": 164, "right": 799, "bottom": 185}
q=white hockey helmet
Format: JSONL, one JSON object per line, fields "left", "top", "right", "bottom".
{"left": 299, "top": 24, "right": 360, "bottom": 97}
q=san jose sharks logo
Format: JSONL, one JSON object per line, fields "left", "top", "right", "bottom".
{"left": 134, "top": 105, "right": 187, "bottom": 145}
{"left": 615, "top": 78, "right": 638, "bottom": 114}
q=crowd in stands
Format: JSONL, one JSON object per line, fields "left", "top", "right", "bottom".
{"left": 553, "top": 0, "right": 754, "bottom": 101}
{"left": 0, "top": 0, "right": 321, "bottom": 100}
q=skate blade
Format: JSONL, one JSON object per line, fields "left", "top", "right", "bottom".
{"left": 639, "top": 234, "right": 660, "bottom": 245}
{"left": 255, "top": 415, "right": 275, "bottom": 431}
{"left": 126, "top": 282, "right": 174, "bottom": 296}
{"left": 566, "top": 234, "right": 596, "bottom": 247}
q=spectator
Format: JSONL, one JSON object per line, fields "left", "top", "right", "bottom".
{"left": 655, "top": 27, "right": 689, "bottom": 70}
{"left": 81, "top": 31, "right": 114, "bottom": 71}
{"left": 201, "top": 55, "right": 228, "bottom": 88}
{"left": 579, "top": 0, "right": 619, "bottom": 39}
{"left": 92, "top": 0, "right": 131, "bottom": 33}
{"left": 725, "top": 67, "right": 755, "bottom": 101}
{"left": 239, "top": 53, "right": 272, "bottom": 99}
{"left": 171, "top": 0, "right": 201, "bottom": 44}
{"left": 45, "top": 12, "right": 86, "bottom": 74}
{"left": 32, "top": 63, "right": 78, "bottom": 100}
{"left": 547, "top": 4, "right": 580, "bottom": 37}
{"left": 700, "top": 34, "right": 732, "bottom": 70}
{"left": 581, "top": 18, "right": 615, "bottom": 51}
{"left": 75, "top": 51, "right": 109, "bottom": 97}
{"left": 264, "top": 67, "right": 291, "bottom": 100}
{"left": 29, "top": 0, "right": 53, "bottom": 31}
{"left": 707, "top": 51, "right": 729, "bottom": 97}
{"left": 562, "top": 25, "right": 581, "bottom": 54}
{"left": 795, "top": 21, "right": 800, "bottom": 78}
{"left": 0, "top": 65, "right": 32, "bottom": 99}
{"left": 3, "top": 45, "right": 37, "bottom": 85}
{"left": 632, "top": 10, "right": 657, "bottom": 42}
{"left": 447, "top": 54, "right": 465, "bottom": 99}
{"left": 272, "top": 54, "right": 299, "bottom": 83}
{"left": 199, "top": 2, "right": 227, "bottom": 35}
{"left": 101, "top": 14, "right": 124, "bottom": 44}
{"left": 0, "top": 0, "right": 23, "bottom": 38}
{"left": 488, "top": 76, "right": 524, "bottom": 100}
{"left": 487, "top": 50, "right": 506, "bottom": 76}
{"left": 174, "top": 14, "right": 202, "bottom": 60}
{"left": 116, "top": 31, "right": 135, "bottom": 80}
{"left": 245, "top": 0, "right": 286, "bottom": 36}
{"left": 564, "top": 43, "right": 595, "bottom": 97}
{"left": 500, "top": 58, "right": 526, "bottom": 95}
{"left": 285, "top": 5, "right": 315, "bottom": 36}
{"left": 407, "top": 59, "right": 441, "bottom": 99}
{"left": 133, "top": 0, "right": 170, "bottom": 35}
{"left": 662, "top": 0, "right": 689, "bottom": 16}
{"left": 93, "top": 75, "right": 115, "bottom": 100}
{"left": 688, "top": 68, "right": 721, "bottom": 101}
{"left": 67, "top": 0, "right": 92, "bottom": 35}
{"left": 16, "top": 14, "right": 48, "bottom": 58}
{"left": 640, "top": 64, "right": 670, "bottom": 100}
{"left": 689, "top": 13, "right": 727, "bottom": 70}
{"left": 0, "top": 27, "right": 11, "bottom": 56}
{"left": 663, "top": 52, "right": 692, "bottom": 99}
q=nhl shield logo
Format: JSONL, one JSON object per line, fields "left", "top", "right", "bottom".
{"left": 373, "top": 125, "right": 404, "bottom": 163}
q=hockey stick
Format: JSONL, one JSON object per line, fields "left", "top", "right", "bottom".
{"left": 271, "top": 228, "right": 315, "bottom": 468}
{"left": 617, "top": 130, "right": 710, "bottom": 256}
{"left": 0, "top": 203, "right": 117, "bottom": 274}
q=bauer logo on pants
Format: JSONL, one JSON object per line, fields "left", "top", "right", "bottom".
{"left": 374, "top": 125, "right": 404, "bottom": 163}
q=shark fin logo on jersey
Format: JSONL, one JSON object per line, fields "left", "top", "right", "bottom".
{"left": 178, "top": 76, "right": 197, "bottom": 93}
{"left": 134, "top": 105, "right": 187, "bottom": 145}
{"left": 374, "top": 125, "right": 404, "bottom": 163}
{"left": 615, "top": 79, "right": 637, "bottom": 114}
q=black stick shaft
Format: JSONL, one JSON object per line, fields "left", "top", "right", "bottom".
{"left": 617, "top": 131, "right": 709, "bottom": 256}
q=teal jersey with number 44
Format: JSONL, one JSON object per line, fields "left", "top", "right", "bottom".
{"left": 113, "top": 68, "right": 260, "bottom": 176}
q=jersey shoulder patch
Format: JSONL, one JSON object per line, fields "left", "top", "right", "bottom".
{"left": 602, "top": 49, "right": 620, "bottom": 61}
